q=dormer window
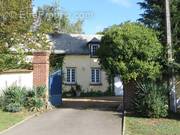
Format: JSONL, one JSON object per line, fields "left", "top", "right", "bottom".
{"left": 90, "top": 44, "right": 99, "bottom": 57}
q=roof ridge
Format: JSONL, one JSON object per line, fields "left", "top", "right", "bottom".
{"left": 69, "top": 33, "right": 103, "bottom": 36}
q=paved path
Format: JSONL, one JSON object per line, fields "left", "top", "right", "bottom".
{"left": 1, "top": 98, "right": 122, "bottom": 135}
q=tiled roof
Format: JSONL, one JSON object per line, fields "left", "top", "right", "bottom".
{"left": 49, "top": 33, "right": 102, "bottom": 55}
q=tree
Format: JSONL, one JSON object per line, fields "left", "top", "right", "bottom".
{"left": 0, "top": 0, "right": 83, "bottom": 72}
{"left": 36, "top": 3, "right": 84, "bottom": 71}
{"left": 165, "top": 0, "right": 176, "bottom": 112}
{"left": 0, "top": 0, "right": 52, "bottom": 72}
{"left": 0, "top": 0, "right": 33, "bottom": 39}
{"left": 138, "top": 0, "right": 179, "bottom": 112}
{"left": 97, "top": 22, "right": 162, "bottom": 82}
{"left": 36, "top": 4, "right": 83, "bottom": 34}
{"left": 138, "top": 0, "right": 180, "bottom": 73}
{"left": 0, "top": 0, "right": 33, "bottom": 71}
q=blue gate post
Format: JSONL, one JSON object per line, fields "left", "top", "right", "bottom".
{"left": 49, "top": 70, "right": 62, "bottom": 106}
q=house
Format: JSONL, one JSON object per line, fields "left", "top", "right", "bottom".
{"left": 49, "top": 33, "right": 109, "bottom": 93}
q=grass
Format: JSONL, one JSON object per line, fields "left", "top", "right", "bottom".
{"left": 0, "top": 109, "right": 32, "bottom": 132}
{"left": 125, "top": 113, "right": 180, "bottom": 135}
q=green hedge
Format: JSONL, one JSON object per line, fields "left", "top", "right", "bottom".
{"left": 62, "top": 89, "right": 114, "bottom": 98}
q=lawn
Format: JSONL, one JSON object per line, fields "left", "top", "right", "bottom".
{"left": 0, "top": 109, "right": 32, "bottom": 132}
{"left": 125, "top": 113, "right": 180, "bottom": 135}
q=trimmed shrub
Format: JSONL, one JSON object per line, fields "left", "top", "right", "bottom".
{"left": 134, "top": 81, "right": 168, "bottom": 118}
{"left": 80, "top": 89, "right": 114, "bottom": 97}
{"left": 80, "top": 91, "right": 105, "bottom": 97}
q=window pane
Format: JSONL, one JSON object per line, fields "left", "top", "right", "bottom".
{"left": 91, "top": 68, "right": 101, "bottom": 83}
{"left": 91, "top": 45, "right": 99, "bottom": 56}
{"left": 67, "top": 69, "right": 70, "bottom": 82}
{"left": 67, "top": 68, "right": 76, "bottom": 83}
{"left": 96, "top": 69, "right": 100, "bottom": 83}
{"left": 93, "top": 46, "right": 96, "bottom": 55}
{"left": 71, "top": 69, "right": 75, "bottom": 82}
{"left": 91, "top": 69, "right": 95, "bottom": 82}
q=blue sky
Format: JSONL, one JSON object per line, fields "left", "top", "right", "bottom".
{"left": 33, "top": 0, "right": 143, "bottom": 34}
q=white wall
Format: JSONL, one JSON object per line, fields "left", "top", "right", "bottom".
{"left": 0, "top": 71, "right": 33, "bottom": 95}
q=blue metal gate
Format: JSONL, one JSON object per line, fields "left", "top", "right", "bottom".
{"left": 49, "top": 70, "right": 62, "bottom": 106}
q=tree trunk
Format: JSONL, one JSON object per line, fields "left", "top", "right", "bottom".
{"left": 165, "top": 0, "right": 177, "bottom": 112}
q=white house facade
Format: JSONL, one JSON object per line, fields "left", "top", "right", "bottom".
{"left": 49, "top": 33, "right": 109, "bottom": 92}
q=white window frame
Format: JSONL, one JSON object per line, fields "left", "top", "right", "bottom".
{"left": 66, "top": 68, "right": 76, "bottom": 84}
{"left": 91, "top": 68, "right": 101, "bottom": 84}
{"left": 90, "top": 44, "right": 99, "bottom": 56}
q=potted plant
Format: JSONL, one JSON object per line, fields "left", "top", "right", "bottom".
{"left": 75, "top": 84, "right": 81, "bottom": 97}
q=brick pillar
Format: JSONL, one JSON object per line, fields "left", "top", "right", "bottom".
{"left": 33, "top": 51, "right": 50, "bottom": 89}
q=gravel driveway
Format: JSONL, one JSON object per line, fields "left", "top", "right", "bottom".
{"left": 1, "top": 97, "right": 122, "bottom": 135}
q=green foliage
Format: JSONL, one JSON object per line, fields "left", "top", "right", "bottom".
{"left": 1, "top": 85, "right": 47, "bottom": 112}
{"left": 0, "top": 0, "right": 33, "bottom": 71}
{"left": 0, "top": 54, "right": 29, "bottom": 72}
{"left": 35, "top": 86, "right": 47, "bottom": 98}
{"left": 62, "top": 90, "right": 75, "bottom": 98}
{"left": 138, "top": 0, "right": 180, "bottom": 74}
{"left": 62, "top": 84, "right": 82, "bottom": 97}
{"left": 80, "top": 90, "right": 114, "bottom": 97}
{"left": 3, "top": 86, "right": 26, "bottom": 106}
{"left": 0, "top": 0, "right": 33, "bottom": 34}
{"left": 0, "top": 0, "right": 83, "bottom": 72}
{"left": 0, "top": 0, "right": 33, "bottom": 47}
{"left": 62, "top": 89, "right": 114, "bottom": 98}
{"left": 25, "top": 97, "right": 44, "bottom": 112}
{"left": 31, "top": 98, "right": 44, "bottom": 110}
{"left": 50, "top": 54, "right": 64, "bottom": 72}
{"left": 4, "top": 103, "right": 22, "bottom": 113}
{"left": 125, "top": 113, "right": 180, "bottom": 135}
{"left": 97, "top": 22, "right": 163, "bottom": 81}
{"left": 0, "top": 96, "right": 3, "bottom": 109}
{"left": 1, "top": 86, "right": 26, "bottom": 112}
{"left": 0, "top": 0, "right": 52, "bottom": 72}
{"left": 0, "top": 32, "right": 51, "bottom": 72}
{"left": 75, "top": 84, "right": 82, "bottom": 92}
{"left": 37, "top": 4, "right": 83, "bottom": 34}
{"left": 26, "top": 90, "right": 36, "bottom": 98}
{"left": 134, "top": 82, "right": 169, "bottom": 118}
{"left": 25, "top": 86, "right": 46, "bottom": 111}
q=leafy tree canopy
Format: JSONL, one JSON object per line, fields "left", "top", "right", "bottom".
{"left": 0, "top": 0, "right": 32, "bottom": 34}
{"left": 0, "top": 0, "right": 34, "bottom": 71}
{"left": 36, "top": 4, "right": 83, "bottom": 34}
{"left": 0, "top": 0, "right": 33, "bottom": 48}
{"left": 0, "top": 0, "right": 84, "bottom": 71}
{"left": 97, "top": 22, "right": 163, "bottom": 82}
{"left": 36, "top": 2, "right": 84, "bottom": 71}
{"left": 138, "top": 0, "right": 180, "bottom": 72}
